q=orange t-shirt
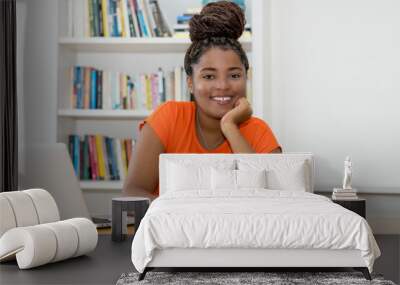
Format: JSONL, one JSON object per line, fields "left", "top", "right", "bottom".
{"left": 139, "top": 101, "right": 280, "bottom": 195}
{"left": 140, "top": 101, "right": 280, "bottom": 154}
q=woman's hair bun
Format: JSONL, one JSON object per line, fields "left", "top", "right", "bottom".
{"left": 189, "top": 1, "right": 245, "bottom": 42}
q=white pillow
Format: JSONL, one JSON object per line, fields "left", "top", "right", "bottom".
{"left": 238, "top": 159, "right": 310, "bottom": 192}
{"left": 211, "top": 168, "right": 236, "bottom": 190}
{"left": 167, "top": 162, "right": 211, "bottom": 191}
{"left": 166, "top": 159, "right": 236, "bottom": 192}
{"left": 211, "top": 169, "right": 267, "bottom": 190}
{"left": 267, "top": 161, "right": 307, "bottom": 191}
{"left": 237, "top": 169, "right": 267, "bottom": 188}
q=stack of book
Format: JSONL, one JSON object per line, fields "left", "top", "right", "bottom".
{"left": 68, "top": 134, "right": 135, "bottom": 181}
{"left": 172, "top": 8, "right": 200, "bottom": 39}
{"left": 69, "top": 0, "right": 171, "bottom": 38}
{"left": 171, "top": 5, "right": 252, "bottom": 40}
{"left": 332, "top": 188, "right": 359, "bottom": 200}
{"left": 70, "top": 66, "right": 189, "bottom": 111}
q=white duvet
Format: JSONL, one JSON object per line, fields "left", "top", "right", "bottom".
{"left": 131, "top": 190, "right": 380, "bottom": 273}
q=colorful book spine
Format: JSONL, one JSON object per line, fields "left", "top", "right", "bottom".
{"left": 116, "top": 0, "right": 123, "bottom": 36}
{"left": 76, "top": 67, "right": 84, "bottom": 109}
{"left": 98, "top": 0, "right": 104, "bottom": 36}
{"left": 120, "top": 139, "right": 128, "bottom": 178}
{"left": 83, "top": 67, "right": 91, "bottom": 109}
{"left": 96, "top": 70, "right": 103, "bottom": 109}
{"left": 150, "top": 74, "right": 158, "bottom": 110}
{"left": 74, "top": 135, "right": 80, "bottom": 178}
{"left": 92, "top": 0, "right": 100, "bottom": 36}
{"left": 90, "top": 69, "right": 97, "bottom": 109}
{"left": 95, "top": 135, "right": 106, "bottom": 179}
{"left": 110, "top": 0, "right": 118, "bottom": 36}
{"left": 88, "top": 0, "right": 95, "bottom": 36}
{"left": 136, "top": 0, "right": 149, "bottom": 37}
{"left": 88, "top": 135, "right": 98, "bottom": 180}
{"left": 101, "top": 136, "right": 110, "bottom": 180}
{"left": 121, "top": 0, "right": 131, "bottom": 37}
{"left": 128, "top": 0, "right": 140, "bottom": 37}
{"left": 101, "top": 0, "right": 109, "bottom": 37}
{"left": 132, "top": 0, "right": 143, "bottom": 37}
{"left": 115, "top": 139, "right": 124, "bottom": 181}
{"left": 110, "top": 138, "right": 120, "bottom": 180}
{"left": 104, "top": 137, "right": 114, "bottom": 180}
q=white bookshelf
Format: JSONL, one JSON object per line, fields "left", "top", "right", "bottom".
{"left": 80, "top": 180, "right": 124, "bottom": 191}
{"left": 58, "top": 109, "right": 151, "bottom": 120}
{"left": 59, "top": 37, "right": 252, "bottom": 53}
{"left": 56, "top": 0, "right": 265, "bottom": 216}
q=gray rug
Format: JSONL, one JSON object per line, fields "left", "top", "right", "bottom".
{"left": 116, "top": 271, "right": 396, "bottom": 285}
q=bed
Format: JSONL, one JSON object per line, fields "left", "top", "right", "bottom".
{"left": 131, "top": 153, "right": 380, "bottom": 281}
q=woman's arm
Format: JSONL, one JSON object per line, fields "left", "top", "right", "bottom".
{"left": 122, "top": 124, "right": 164, "bottom": 201}
{"left": 221, "top": 97, "right": 255, "bottom": 153}
{"left": 221, "top": 122, "right": 255, "bottom": 153}
{"left": 221, "top": 97, "right": 282, "bottom": 154}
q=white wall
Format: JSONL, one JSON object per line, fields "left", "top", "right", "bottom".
{"left": 269, "top": 0, "right": 400, "bottom": 193}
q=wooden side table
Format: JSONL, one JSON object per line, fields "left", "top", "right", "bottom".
{"left": 112, "top": 197, "right": 150, "bottom": 242}
{"left": 332, "top": 198, "right": 366, "bottom": 218}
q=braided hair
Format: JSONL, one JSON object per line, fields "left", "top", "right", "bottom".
{"left": 184, "top": 1, "right": 249, "bottom": 77}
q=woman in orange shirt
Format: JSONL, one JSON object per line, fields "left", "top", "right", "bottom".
{"left": 123, "top": 1, "right": 281, "bottom": 200}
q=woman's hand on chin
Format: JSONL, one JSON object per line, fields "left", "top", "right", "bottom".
{"left": 220, "top": 97, "right": 252, "bottom": 132}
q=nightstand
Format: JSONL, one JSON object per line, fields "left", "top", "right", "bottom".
{"left": 332, "top": 198, "right": 366, "bottom": 218}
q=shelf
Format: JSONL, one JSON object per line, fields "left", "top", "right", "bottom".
{"left": 80, "top": 180, "right": 123, "bottom": 190}
{"left": 58, "top": 109, "right": 151, "bottom": 119}
{"left": 58, "top": 37, "right": 252, "bottom": 53}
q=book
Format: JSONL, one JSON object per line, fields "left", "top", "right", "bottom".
{"left": 101, "top": 0, "right": 110, "bottom": 36}
{"left": 105, "top": 137, "right": 115, "bottom": 179}
{"left": 174, "top": 66, "right": 182, "bottom": 101}
{"left": 120, "top": 139, "right": 128, "bottom": 177}
{"left": 132, "top": 0, "right": 143, "bottom": 37}
{"left": 102, "top": 70, "right": 111, "bottom": 109}
{"left": 76, "top": 67, "right": 84, "bottom": 109}
{"left": 83, "top": 67, "right": 91, "bottom": 109}
{"left": 90, "top": 69, "right": 97, "bottom": 109}
{"left": 82, "top": 135, "right": 91, "bottom": 180}
{"left": 96, "top": 70, "right": 103, "bottom": 109}
{"left": 333, "top": 188, "right": 358, "bottom": 193}
{"left": 115, "top": 0, "right": 123, "bottom": 36}
{"left": 143, "top": 0, "right": 156, "bottom": 36}
{"left": 136, "top": 0, "right": 150, "bottom": 37}
{"left": 95, "top": 135, "right": 106, "bottom": 179}
{"left": 98, "top": 0, "right": 104, "bottom": 36}
{"left": 110, "top": 0, "right": 119, "bottom": 36}
{"left": 88, "top": 135, "right": 98, "bottom": 180}
{"left": 149, "top": 0, "right": 171, "bottom": 37}
{"left": 121, "top": 0, "right": 131, "bottom": 37}
{"left": 126, "top": 0, "right": 137, "bottom": 37}
{"left": 115, "top": 139, "right": 125, "bottom": 181}
{"left": 110, "top": 138, "right": 120, "bottom": 180}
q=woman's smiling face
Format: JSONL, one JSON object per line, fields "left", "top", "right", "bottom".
{"left": 188, "top": 47, "right": 247, "bottom": 119}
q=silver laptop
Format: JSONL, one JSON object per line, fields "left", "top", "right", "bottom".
{"left": 22, "top": 143, "right": 112, "bottom": 228}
